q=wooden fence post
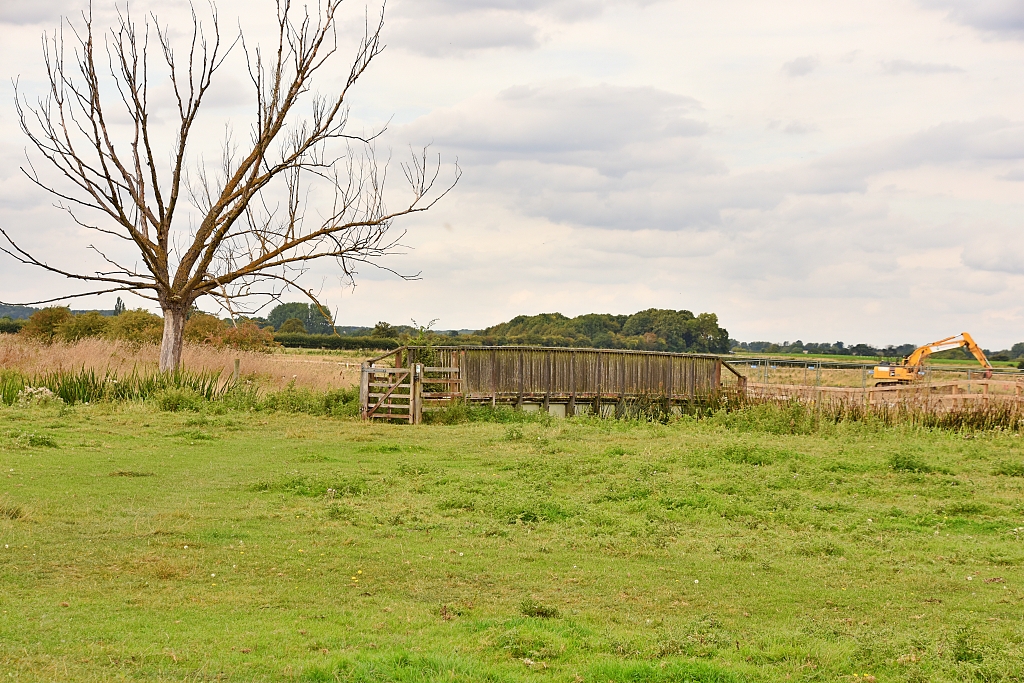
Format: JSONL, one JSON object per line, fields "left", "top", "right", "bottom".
{"left": 543, "top": 350, "right": 551, "bottom": 413}
{"left": 359, "top": 362, "right": 369, "bottom": 420}
{"left": 491, "top": 348, "right": 497, "bottom": 407}
{"left": 568, "top": 350, "right": 576, "bottom": 417}
{"left": 412, "top": 363, "right": 423, "bottom": 425}
{"left": 517, "top": 349, "right": 524, "bottom": 408}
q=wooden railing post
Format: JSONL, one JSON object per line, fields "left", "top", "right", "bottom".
{"left": 491, "top": 348, "right": 497, "bottom": 407}
{"left": 543, "top": 350, "right": 551, "bottom": 413}
{"left": 517, "top": 349, "right": 524, "bottom": 408}
{"left": 568, "top": 350, "right": 576, "bottom": 417}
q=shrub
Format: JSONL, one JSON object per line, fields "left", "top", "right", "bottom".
{"left": 0, "top": 316, "right": 24, "bottom": 334}
{"left": 260, "top": 386, "right": 358, "bottom": 416}
{"left": 279, "top": 317, "right": 307, "bottom": 333}
{"left": 57, "top": 311, "right": 111, "bottom": 342}
{"left": 106, "top": 309, "right": 163, "bottom": 344}
{"left": 20, "top": 307, "right": 73, "bottom": 343}
{"left": 220, "top": 322, "right": 279, "bottom": 351}
{"left": 184, "top": 313, "right": 227, "bottom": 344}
{"left": 156, "top": 388, "right": 206, "bottom": 412}
{"left": 17, "top": 386, "right": 63, "bottom": 407}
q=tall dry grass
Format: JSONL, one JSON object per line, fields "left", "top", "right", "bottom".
{"left": 0, "top": 335, "right": 365, "bottom": 391}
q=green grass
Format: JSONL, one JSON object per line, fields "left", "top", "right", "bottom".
{"left": 2, "top": 403, "right": 1024, "bottom": 682}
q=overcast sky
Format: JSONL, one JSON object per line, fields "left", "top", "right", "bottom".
{"left": 2, "top": 0, "right": 1024, "bottom": 347}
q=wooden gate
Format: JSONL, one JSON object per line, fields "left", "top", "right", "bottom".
{"left": 360, "top": 363, "right": 422, "bottom": 423}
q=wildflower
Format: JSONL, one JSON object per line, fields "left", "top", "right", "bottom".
{"left": 211, "top": 573, "right": 216, "bottom": 577}
{"left": 694, "top": 580, "right": 699, "bottom": 584}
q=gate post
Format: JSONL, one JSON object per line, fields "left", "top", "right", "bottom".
{"left": 359, "top": 362, "right": 370, "bottom": 420}
{"left": 411, "top": 363, "right": 423, "bottom": 424}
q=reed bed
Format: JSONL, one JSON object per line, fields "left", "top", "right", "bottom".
{"left": 0, "top": 335, "right": 365, "bottom": 391}
{"left": 715, "top": 392, "right": 1024, "bottom": 434}
{"left": 0, "top": 367, "right": 231, "bottom": 406}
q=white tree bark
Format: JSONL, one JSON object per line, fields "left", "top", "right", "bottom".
{"left": 159, "top": 307, "right": 187, "bottom": 373}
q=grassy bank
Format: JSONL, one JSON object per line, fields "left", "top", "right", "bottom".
{"left": 2, "top": 401, "right": 1024, "bottom": 681}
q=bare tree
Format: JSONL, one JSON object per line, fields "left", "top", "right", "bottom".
{"left": 2, "top": 0, "right": 457, "bottom": 371}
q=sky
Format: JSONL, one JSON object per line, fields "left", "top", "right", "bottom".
{"left": 1, "top": 0, "right": 1024, "bottom": 347}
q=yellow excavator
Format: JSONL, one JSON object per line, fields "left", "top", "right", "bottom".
{"left": 873, "top": 332, "right": 992, "bottom": 386}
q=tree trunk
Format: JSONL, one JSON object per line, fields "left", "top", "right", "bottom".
{"left": 159, "top": 306, "right": 187, "bottom": 372}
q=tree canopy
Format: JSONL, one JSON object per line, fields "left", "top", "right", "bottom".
{"left": 267, "top": 303, "right": 333, "bottom": 334}
{"left": 478, "top": 309, "right": 731, "bottom": 353}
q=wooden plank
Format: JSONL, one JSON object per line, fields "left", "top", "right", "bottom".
{"left": 365, "top": 367, "right": 411, "bottom": 375}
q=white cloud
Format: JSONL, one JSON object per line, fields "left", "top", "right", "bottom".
{"left": 881, "top": 59, "right": 964, "bottom": 75}
{"left": 0, "top": 0, "right": 68, "bottom": 25}
{"left": 386, "top": 0, "right": 658, "bottom": 56}
{"left": 923, "top": 0, "right": 1024, "bottom": 39}
{"left": 782, "top": 55, "right": 820, "bottom": 77}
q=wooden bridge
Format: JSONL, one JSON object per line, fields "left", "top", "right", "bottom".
{"left": 359, "top": 346, "right": 746, "bottom": 423}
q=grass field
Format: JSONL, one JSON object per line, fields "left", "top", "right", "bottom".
{"left": 2, "top": 401, "right": 1024, "bottom": 682}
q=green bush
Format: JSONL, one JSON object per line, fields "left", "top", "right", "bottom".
{"left": 156, "top": 388, "right": 207, "bottom": 412}
{"left": 0, "top": 317, "right": 24, "bottom": 334}
{"left": 105, "top": 309, "right": 163, "bottom": 344}
{"left": 279, "top": 318, "right": 307, "bottom": 333}
{"left": 20, "top": 307, "right": 73, "bottom": 343}
{"left": 57, "top": 311, "right": 110, "bottom": 342}
{"left": 260, "top": 386, "right": 358, "bottom": 416}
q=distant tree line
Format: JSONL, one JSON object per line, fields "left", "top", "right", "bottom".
{"left": 2, "top": 306, "right": 277, "bottom": 351}
{"left": 0, "top": 301, "right": 395, "bottom": 351}
{"left": 364, "top": 309, "right": 732, "bottom": 354}
{"left": 733, "top": 339, "right": 919, "bottom": 358}
{"left": 731, "top": 339, "right": 1024, "bottom": 363}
